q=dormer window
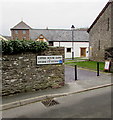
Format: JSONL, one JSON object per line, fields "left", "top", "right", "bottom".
{"left": 39, "top": 35, "right": 44, "bottom": 39}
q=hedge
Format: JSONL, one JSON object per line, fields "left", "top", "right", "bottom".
{"left": 1, "top": 39, "right": 48, "bottom": 54}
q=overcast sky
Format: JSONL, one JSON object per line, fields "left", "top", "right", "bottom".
{"left": 0, "top": 0, "right": 109, "bottom": 36}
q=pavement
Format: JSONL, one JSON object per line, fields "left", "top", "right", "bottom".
{"left": 3, "top": 86, "right": 111, "bottom": 118}
{"left": 1, "top": 65, "right": 113, "bottom": 110}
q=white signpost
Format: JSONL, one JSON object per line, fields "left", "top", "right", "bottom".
{"left": 37, "top": 55, "right": 63, "bottom": 65}
{"left": 104, "top": 60, "right": 111, "bottom": 71}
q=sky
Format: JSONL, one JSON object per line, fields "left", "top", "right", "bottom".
{"left": 0, "top": 0, "right": 109, "bottom": 36}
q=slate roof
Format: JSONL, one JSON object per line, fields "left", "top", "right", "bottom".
{"left": 10, "top": 21, "right": 89, "bottom": 42}
{"left": 30, "top": 29, "right": 89, "bottom": 42}
{"left": 11, "top": 21, "right": 32, "bottom": 30}
{"left": 0, "top": 35, "right": 8, "bottom": 41}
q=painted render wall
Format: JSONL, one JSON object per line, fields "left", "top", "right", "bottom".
{"left": 54, "top": 42, "right": 89, "bottom": 58}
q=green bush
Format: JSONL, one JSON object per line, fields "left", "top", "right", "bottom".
{"left": 1, "top": 39, "right": 48, "bottom": 54}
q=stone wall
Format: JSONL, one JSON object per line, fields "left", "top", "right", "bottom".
{"left": 89, "top": 3, "right": 112, "bottom": 62}
{"left": 111, "top": 2, "right": 113, "bottom": 47}
{"left": 2, "top": 47, "right": 65, "bottom": 96}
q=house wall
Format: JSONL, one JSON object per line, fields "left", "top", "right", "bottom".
{"left": 111, "top": 2, "right": 113, "bottom": 47}
{"left": 11, "top": 29, "right": 30, "bottom": 40}
{"left": 54, "top": 42, "right": 89, "bottom": 58}
{"left": 89, "top": 4, "right": 112, "bottom": 61}
{"left": 74, "top": 42, "right": 89, "bottom": 58}
{"left": 111, "top": 3, "right": 113, "bottom": 73}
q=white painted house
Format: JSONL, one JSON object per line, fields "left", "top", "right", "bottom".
{"left": 30, "top": 28, "right": 89, "bottom": 58}
{"left": 52, "top": 31, "right": 89, "bottom": 58}
{"left": 11, "top": 21, "right": 89, "bottom": 58}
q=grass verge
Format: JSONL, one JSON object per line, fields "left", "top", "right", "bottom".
{"left": 65, "top": 61, "right": 105, "bottom": 71}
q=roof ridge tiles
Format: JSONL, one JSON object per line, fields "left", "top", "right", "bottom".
{"left": 32, "top": 28, "right": 88, "bottom": 31}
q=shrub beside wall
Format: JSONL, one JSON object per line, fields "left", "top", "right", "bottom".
{"left": 1, "top": 40, "right": 48, "bottom": 54}
{"left": 2, "top": 40, "right": 65, "bottom": 96}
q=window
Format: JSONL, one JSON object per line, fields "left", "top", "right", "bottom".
{"left": 15, "top": 37, "right": 18, "bottom": 40}
{"left": 98, "top": 40, "right": 100, "bottom": 50}
{"left": 67, "top": 48, "right": 71, "bottom": 53}
{"left": 23, "top": 37, "right": 26, "bottom": 40}
{"left": 23, "top": 30, "right": 26, "bottom": 34}
{"left": 15, "top": 30, "right": 18, "bottom": 34}
{"left": 107, "top": 18, "right": 109, "bottom": 31}
{"left": 49, "top": 41, "right": 53, "bottom": 46}
{"left": 39, "top": 35, "right": 44, "bottom": 39}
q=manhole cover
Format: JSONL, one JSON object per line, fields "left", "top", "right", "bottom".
{"left": 41, "top": 99, "right": 59, "bottom": 107}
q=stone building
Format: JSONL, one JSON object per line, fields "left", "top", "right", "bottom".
{"left": 87, "top": 0, "right": 113, "bottom": 62}
{"left": 11, "top": 21, "right": 89, "bottom": 58}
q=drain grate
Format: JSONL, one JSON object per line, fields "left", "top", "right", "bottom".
{"left": 41, "top": 99, "right": 59, "bottom": 107}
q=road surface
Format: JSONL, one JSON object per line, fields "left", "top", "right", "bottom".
{"left": 2, "top": 86, "right": 112, "bottom": 119}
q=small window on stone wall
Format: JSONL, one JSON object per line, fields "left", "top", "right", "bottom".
{"left": 107, "top": 18, "right": 109, "bottom": 31}
{"left": 98, "top": 40, "right": 100, "bottom": 50}
{"left": 67, "top": 48, "right": 71, "bottom": 53}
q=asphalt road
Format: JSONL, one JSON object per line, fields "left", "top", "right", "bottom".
{"left": 65, "top": 66, "right": 102, "bottom": 82}
{"left": 2, "top": 86, "right": 112, "bottom": 119}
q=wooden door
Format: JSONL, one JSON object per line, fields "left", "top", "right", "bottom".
{"left": 80, "top": 48, "right": 86, "bottom": 57}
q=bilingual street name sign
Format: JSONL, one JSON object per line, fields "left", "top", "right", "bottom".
{"left": 37, "top": 55, "right": 63, "bottom": 65}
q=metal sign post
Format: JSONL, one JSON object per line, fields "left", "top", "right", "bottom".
{"left": 75, "top": 65, "right": 77, "bottom": 80}
{"left": 97, "top": 62, "right": 99, "bottom": 76}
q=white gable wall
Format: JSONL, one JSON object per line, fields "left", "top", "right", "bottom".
{"left": 53, "top": 41, "right": 89, "bottom": 58}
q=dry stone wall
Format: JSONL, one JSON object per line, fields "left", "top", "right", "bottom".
{"left": 2, "top": 47, "right": 65, "bottom": 96}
